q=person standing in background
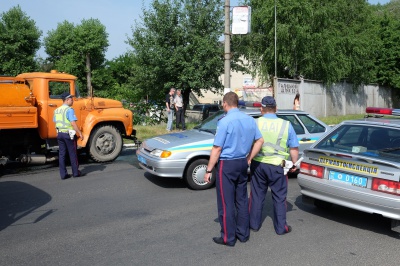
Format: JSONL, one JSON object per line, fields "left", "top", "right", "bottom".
{"left": 53, "top": 92, "right": 84, "bottom": 180}
{"left": 293, "top": 93, "right": 300, "bottom": 110}
{"left": 165, "top": 88, "right": 175, "bottom": 131}
{"left": 174, "top": 89, "right": 186, "bottom": 130}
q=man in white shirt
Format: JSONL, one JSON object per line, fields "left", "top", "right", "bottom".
{"left": 174, "top": 89, "right": 186, "bottom": 130}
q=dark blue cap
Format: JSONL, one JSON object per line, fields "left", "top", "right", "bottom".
{"left": 261, "top": 96, "right": 276, "bottom": 107}
{"left": 61, "top": 92, "right": 73, "bottom": 101}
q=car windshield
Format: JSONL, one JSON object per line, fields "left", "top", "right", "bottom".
{"left": 314, "top": 124, "right": 400, "bottom": 163}
{"left": 194, "top": 110, "right": 225, "bottom": 133}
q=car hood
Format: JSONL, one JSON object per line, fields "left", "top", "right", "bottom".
{"left": 142, "top": 129, "right": 214, "bottom": 152}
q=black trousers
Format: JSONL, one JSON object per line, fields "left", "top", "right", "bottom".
{"left": 176, "top": 107, "right": 186, "bottom": 129}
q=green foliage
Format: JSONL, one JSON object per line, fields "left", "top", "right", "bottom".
{"left": 124, "top": 100, "right": 165, "bottom": 126}
{"left": 374, "top": 9, "right": 400, "bottom": 89}
{"left": 318, "top": 114, "right": 365, "bottom": 126}
{"left": 128, "top": 0, "right": 224, "bottom": 106}
{"left": 0, "top": 6, "right": 41, "bottom": 75}
{"left": 235, "top": 0, "right": 377, "bottom": 87}
{"left": 91, "top": 53, "right": 141, "bottom": 102}
{"left": 44, "top": 19, "right": 109, "bottom": 95}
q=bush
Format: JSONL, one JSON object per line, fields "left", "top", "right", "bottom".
{"left": 125, "top": 100, "right": 166, "bottom": 125}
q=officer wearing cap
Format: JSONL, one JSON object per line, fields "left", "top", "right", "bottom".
{"left": 53, "top": 92, "right": 84, "bottom": 180}
{"left": 247, "top": 96, "right": 299, "bottom": 235}
{"left": 204, "top": 92, "right": 264, "bottom": 246}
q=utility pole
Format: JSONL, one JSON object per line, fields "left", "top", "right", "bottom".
{"left": 224, "top": 0, "right": 231, "bottom": 94}
{"left": 273, "top": 0, "right": 277, "bottom": 97}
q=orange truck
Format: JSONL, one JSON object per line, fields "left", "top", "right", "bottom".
{"left": 0, "top": 70, "right": 136, "bottom": 165}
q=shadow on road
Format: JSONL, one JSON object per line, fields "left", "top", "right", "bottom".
{"left": 144, "top": 172, "right": 187, "bottom": 189}
{"left": 294, "top": 195, "right": 400, "bottom": 239}
{"left": 0, "top": 181, "right": 52, "bottom": 231}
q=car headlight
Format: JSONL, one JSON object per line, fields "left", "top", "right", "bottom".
{"left": 150, "top": 149, "right": 172, "bottom": 158}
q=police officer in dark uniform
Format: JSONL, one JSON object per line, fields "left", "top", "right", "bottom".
{"left": 53, "top": 92, "right": 84, "bottom": 180}
{"left": 204, "top": 92, "right": 264, "bottom": 246}
{"left": 247, "top": 96, "right": 299, "bottom": 234}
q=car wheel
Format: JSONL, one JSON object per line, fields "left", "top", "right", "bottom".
{"left": 88, "top": 125, "right": 122, "bottom": 162}
{"left": 185, "top": 159, "right": 215, "bottom": 190}
{"left": 314, "top": 199, "right": 333, "bottom": 209}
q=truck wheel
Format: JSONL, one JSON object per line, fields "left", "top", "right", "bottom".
{"left": 185, "top": 159, "right": 215, "bottom": 190}
{"left": 88, "top": 125, "right": 122, "bottom": 162}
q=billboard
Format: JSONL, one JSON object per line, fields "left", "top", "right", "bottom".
{"left": 232, "top": 6, "right": 251, "bottom": 35}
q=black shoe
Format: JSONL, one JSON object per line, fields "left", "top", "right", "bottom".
{"left": 280, "top": 225, "right": 292, "bottom": 235}
{"left": 212, "top": 237, "right": 235, "bottom": 247}
{"left": 74, "top": 171, "right": 86, "bottom": 178}
{"left": 237, "top": 237, "right": 249, "bottom": 243}
{"left": 61, "top": 174, "right": 71, "bottom": 180}
{"left": 250, "top": 228, "right": 259, "bottom": 233}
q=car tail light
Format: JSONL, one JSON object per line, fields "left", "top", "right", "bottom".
{"left": 300, "top": 162, "right": 324, "bottom": 178}
{"left": 252, "top": 102, "right": 261, "bottom": 107}
{"left": 372, "top": 178, "right": 400, "bottom": 196}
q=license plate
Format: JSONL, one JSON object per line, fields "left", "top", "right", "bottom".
{"left": 137, "top": 155, "right": 147, "bottom": 165}
{"left": 328, "top": 170, "right": 368, "bottom": 188}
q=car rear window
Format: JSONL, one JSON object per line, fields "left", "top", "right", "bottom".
{"left": 315, "top": 124, "right": 400, "bottom": 162}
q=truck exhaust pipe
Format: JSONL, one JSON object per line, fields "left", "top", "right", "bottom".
{"left": 18, "top": 154, "right": 58, "bottom": 165}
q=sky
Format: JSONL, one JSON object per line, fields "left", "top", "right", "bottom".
{"left": 1, "top": 0, "right": 391, "bottom": 60}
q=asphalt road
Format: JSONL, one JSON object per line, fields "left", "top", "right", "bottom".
{"left": 1, "top": 147, "right": 399, "bottom": 266}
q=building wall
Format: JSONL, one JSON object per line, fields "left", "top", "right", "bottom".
{"left": 197, "top": 69, "right": 272, "bottom": 104}
{"left": 193, "top": 69, "right": 398, "bottom": 118}
{"left": 276, "top": 78, "right": 396, "bottom": 118}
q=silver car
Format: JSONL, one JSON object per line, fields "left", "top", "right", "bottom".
{"left": 136, "top": 108, "right": 330, "bottom": 190}
{"left": 297, "top": 107, "right": 400, "bottom": 232}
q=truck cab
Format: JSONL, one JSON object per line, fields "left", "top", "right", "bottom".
{"left": 0, "top": 70, "right": 135, "bottom": 164}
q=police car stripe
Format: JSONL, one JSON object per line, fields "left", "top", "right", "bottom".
{"left": 169, "top": 144, "right": 213, "bottom": 152}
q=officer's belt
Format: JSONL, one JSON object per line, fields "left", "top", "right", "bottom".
{"left": 58, "top": 129, "right": 70, "bottom": 133}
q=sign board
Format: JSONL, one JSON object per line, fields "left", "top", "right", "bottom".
{"left": 243, "top": 77, "right": 256, "bottom": 88}
{"left": 278, "top": 82, "right": 299, "bottom": 94}
{"left": 232, "top": 6, "right": 251, "bottom": 35}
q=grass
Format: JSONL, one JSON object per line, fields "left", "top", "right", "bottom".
{"left": 125, "top": 114, "right": 366, "bottom": 144}
{"left": 317, "top": 114, "right": 365, "bottom": 126}
{"left": 128, "top": 122, "right": 198, "bottom": 143}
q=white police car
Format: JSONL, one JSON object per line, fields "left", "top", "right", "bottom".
{"left": 298, "top": 107, "right": 400, "bottom": 233}
{"left": 137, "top": 108, "right": 330, "bottom": 190}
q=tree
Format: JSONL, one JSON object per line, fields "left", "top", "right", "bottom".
{"left": 92, "top": 53, "right": 138, "bottom": 101}
{"left": 375, "top": 13, "right": 400, "bottom": 89}
{"left": 234, "top": 0, "right": 377, "bottom": 87}
{"left": 0, "top": 6, "right": 41, "bottom": 75}
{"left": 44, "top": 19, "right": 109, "bottom": 95}
{"left": 128, "top": 0, "right": 224, "bottom": 108}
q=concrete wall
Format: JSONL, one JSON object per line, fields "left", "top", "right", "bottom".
{"left": 275, "top": 78, "right": 397, "bottom": 118}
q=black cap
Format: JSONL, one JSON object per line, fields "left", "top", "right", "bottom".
{"left": 61, "top": 92, "right": 73, "bottom": 101}
{"left": 261, "top": 96, "right": 276, "bottom": 107}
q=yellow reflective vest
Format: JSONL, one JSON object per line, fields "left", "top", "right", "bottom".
{"left": 253, "top": 117, "right": 290, "bottom": 166}
{"left": 54, "top": 105, "right": 73, "bottom": 132}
